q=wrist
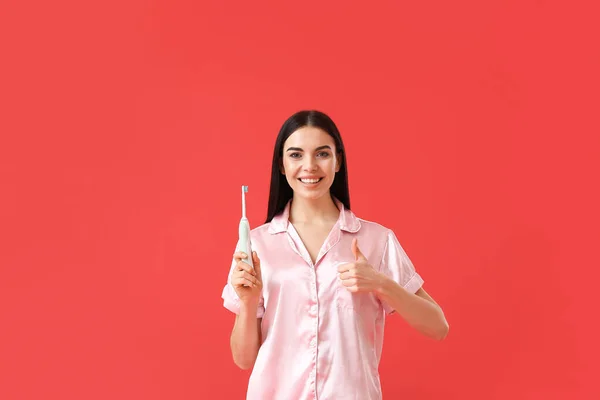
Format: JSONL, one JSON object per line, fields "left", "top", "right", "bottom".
{"left": 240, "top": 298, "right": 260, "bottom": 313}
{"left": 374, "top": 273, "right": 393, "bottom": 296}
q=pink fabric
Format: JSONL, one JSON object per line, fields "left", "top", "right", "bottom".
{"left": 222, "top": 199, "right": 424, "bottom": 400}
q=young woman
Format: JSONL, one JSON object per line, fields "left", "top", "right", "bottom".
{"left": 222, "top": 110, "right": 449, "bottom": 399}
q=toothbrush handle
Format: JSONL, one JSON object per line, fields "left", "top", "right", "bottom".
{"left": 237, "top": 218, "right": 254, "bottom": 268}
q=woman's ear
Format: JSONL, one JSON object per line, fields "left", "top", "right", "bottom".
{"left": 279, "top": 161, "right": 285, "bottom": 175}
{"left": 335, "top": 153, "right": 342, "bottom": 173}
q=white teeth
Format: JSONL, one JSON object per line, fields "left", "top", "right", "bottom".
{"left": 300, "top": 178, "right": 321, "bottom": 184}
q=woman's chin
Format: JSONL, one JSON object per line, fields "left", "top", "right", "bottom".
{"left": 293, "top": 188, "right": 331, "bottom": 201}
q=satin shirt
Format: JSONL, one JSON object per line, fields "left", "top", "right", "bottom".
{"left": 222, "top": 199, "right": 424, "bottom": 399}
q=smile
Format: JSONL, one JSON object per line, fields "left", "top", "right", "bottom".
{"left": 298, "top": 178, "right": 323, "bottom": 184}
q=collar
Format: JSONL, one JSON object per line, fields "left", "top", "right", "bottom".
{"left": 268, "top": 197, "right": 361, "bottom": 234}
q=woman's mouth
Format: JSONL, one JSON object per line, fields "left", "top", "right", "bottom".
{"left": 298, "top": 177, "right": 323, "bottom": 185}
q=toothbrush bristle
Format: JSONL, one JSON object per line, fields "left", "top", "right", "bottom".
{"left": 241, "top": 185, "right": 248, "bottom": 218}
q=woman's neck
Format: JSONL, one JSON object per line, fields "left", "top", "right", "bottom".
{"left": 289, "top": 194, "right": 340, "bottom": 225}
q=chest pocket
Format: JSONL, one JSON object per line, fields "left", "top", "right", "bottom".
{"left": 335, "top": 286, "right": 382, "bottom": 319}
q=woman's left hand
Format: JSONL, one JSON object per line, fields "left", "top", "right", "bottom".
{"left": 338, "top": 238, "right": 387, "bottom": 293}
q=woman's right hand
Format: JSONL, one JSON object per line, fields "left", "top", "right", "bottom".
{"left": 231, "top": 251, "right": 262, "bottom": 304}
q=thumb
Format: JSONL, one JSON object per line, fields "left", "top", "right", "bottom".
{"left": 252, "top": 251, "right": 262, "bottom": 275}
{"left": 351, "top": 238, "right": 367, "bottom": 262}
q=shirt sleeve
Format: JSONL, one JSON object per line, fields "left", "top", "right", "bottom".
{"left": 379, "top": 229, "right": 424, "bottom": 314}
{"left": 221, "top": 255, "right": 265, "bottom": 318}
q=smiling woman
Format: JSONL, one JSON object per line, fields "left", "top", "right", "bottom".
{"left": 221, "top": 110, "right": 449, "bottom": 400}
{"left": 281, "top": 128, "right": 340, "bottom": 200}
{"left": 265, "top": 110, "right": 351, "bottom": 224}
{"left": 285, "top": 142, "right": 332, "bottom": 185}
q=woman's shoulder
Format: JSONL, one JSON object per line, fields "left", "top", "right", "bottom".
{"left": 249, "top": 221, "right": 284, "bottom": 244}
{"left": 250, "top": 222, "right": 273, "bottom": 236}
{"left": 354, "top": 215, "right": 393, "bottom": 235}
{"left": 248, "top": 221, "right": 287, "bottom": 253}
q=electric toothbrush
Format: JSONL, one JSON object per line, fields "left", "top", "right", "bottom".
{"left": 237, "top": 185, "right": 254, "bottom": 270}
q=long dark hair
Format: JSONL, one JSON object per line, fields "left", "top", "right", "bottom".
{"left": 265, "top": 110, "right": 351, "bottom": 223}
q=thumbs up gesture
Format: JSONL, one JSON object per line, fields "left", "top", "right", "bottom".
{"left": 338, "top": 238, "right": 386, "bottom": 293}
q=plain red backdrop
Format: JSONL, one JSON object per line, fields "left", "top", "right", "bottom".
{"left": 1, "top": 1, "right": 599, "bottom": 399}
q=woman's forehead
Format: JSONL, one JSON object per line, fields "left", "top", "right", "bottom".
{"left": 284, "top": 126, "right": 335, "bottom": 148}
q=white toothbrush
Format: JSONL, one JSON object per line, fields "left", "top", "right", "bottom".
{"left": 237, "top": 185, "right": 254, "bottom": 270}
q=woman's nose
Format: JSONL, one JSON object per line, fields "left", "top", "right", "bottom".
{"left": 303, "top": 157, "right": 317, "bottom": 171}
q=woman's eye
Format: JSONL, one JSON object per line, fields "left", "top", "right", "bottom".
{"left": 317, "top": 151, "right": 330, "bottom": 158}
{"left": 289, "top": 153, "right": 301, "bottom": 158}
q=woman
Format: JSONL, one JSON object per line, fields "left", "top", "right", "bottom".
{"left": 222, "top": 110, "right": 449, "bottom": 399}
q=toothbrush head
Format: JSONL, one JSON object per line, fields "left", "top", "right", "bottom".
{"left": 241, "top": 185, "right": 248, "bottom": 218}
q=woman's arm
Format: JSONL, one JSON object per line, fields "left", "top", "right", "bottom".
{"left": 230, "top": 302, "right": 262, "bottom": 370}
{"left": 229, "top": 251, "right": 264, "bottom": 370}
{"left": 376, "top": 282, "right": 449, "bottom": 341}
{"left": 339, "top": 238, "right": 449, "bottom": 340}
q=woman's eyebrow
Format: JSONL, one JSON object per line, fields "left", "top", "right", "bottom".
{"left": 286, "top": 145, "right": 332, "bottom": 152}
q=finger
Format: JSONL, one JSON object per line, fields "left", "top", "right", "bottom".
{"left": 342, "top": 278, "right": 358, "bottom": 288}
{"left": 232, "top": 268, "right": 258, "bottom": 282}
{"left": 338, "top": 271, "right": 353, "bottom": 280}
{"left": 337, "top": 262, "right": 352, "bottom": 273}
{"left": 233, "top": 251, "right": 248, "bottom": 263}
{"left": 233, "top": 276, "right": 258, "bottom": 288}
{"left": 241, "top": 271, "right": 259, "bottom": 286}
{"left": 351, "top": 238, "right": 367, "bottom": 262}
{"left": 236, "top": 260, "right": 256, "bottom": 276}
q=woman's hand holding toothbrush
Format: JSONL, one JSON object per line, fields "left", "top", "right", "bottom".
{"left": 231, "top": 251, "right": 263, "bottom": 304}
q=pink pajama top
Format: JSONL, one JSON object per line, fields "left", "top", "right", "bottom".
{"left": 222, "top": 198, "right": 424, "bottom": 399}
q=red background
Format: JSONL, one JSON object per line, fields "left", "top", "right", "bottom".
{"left": 1, "top": 1, "right": 599, "bottom": 399}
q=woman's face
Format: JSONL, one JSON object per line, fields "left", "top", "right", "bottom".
{"left": 280, "top": 126, "right": 341, "bottom": 201}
